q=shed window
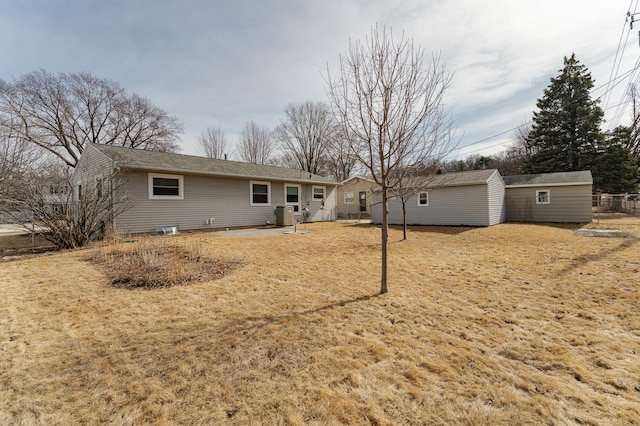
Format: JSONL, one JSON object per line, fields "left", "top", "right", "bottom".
{"left": 344, "top": 192, "right": 354, "bottom": 204}
{"left": 417, "top": 192, "right": 429, "bottom": 206}
{"left": 536, "top": 190, "right": 550, "bottom": 205}
{"left": 251, "top": 181, "right": 271, "bottom": 206}
{"left": 149, "top": 173, "right": 184, "bottom": 199}
{"left": 313, "top": 186, "right": 325, "bottom": 200}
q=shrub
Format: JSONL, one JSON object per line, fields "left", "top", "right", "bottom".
{"left": 89, "top": 237, "right": 242, "bottom": 288}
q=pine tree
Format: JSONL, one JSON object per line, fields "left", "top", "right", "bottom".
{"left": 593, "top": 126, "right": 638, "bottom": 193}
{"left": 523, "top": 54, "right": 604, "bottom": 174}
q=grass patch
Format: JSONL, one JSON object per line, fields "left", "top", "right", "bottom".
{"left": 1, "top": 214, "right": 639, "bottom": 424}
{"left": 89, "top": 237, "right": 242, "bottom": 288}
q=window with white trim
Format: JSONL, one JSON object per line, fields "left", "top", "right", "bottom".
{"left": 536, "top": 190, "right": 550, "bottom": 205}
{"left": 149, "top": 173, "right": 184, "bottom": 199}
{"left": 344, "top": 191, "right": 354, "bottom": 204}
{"left": 417, "top": 192, "right": 429, "bottom": 206}
{"left": 251, "top": 181, "right": 271, "bottom": 206}
{"left": 313, "top": 186, "right": 325, "bottom": 200}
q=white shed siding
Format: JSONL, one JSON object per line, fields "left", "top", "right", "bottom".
{"left": 487, "top": 171, "right": 506, "bottom": 225}
{"left": 373, "top": 184, "right": 491, "bottom": 226}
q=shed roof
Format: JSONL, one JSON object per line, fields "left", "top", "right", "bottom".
{"left": 502, "top": 170, "right": 592, "bottom": 187}
{"left": 431, "top": 169, "right": 499, "bottom": 187}
{"left": 89, "top": 143, "right": 338, "bottom": 185}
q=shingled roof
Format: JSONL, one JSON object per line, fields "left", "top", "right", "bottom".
{"left": 89, "top": 143, "right": 338, "bottom": 185}
{"left": 502, "top": 170, "right": 592, "bottom": 187}
{"left": 429, "top": 169, "right": 500, "bottom": 187}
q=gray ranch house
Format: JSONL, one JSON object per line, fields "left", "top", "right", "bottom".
{"left": 372, "top": 169, "right": 593, "bottom": 226}
{"left": 73, "top": 143, "right": 339, "bottom": 234}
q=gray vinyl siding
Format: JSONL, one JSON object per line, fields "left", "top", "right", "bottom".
{"left": 115, "top": 171, "right": 335, "bottom": 234}
{"left": 373, "top": 184, "right": 492, "bottom": 226}
{"left": 72, "top": 144, "right": 115, "bottom": 200}
{"left": 487, "top": 171, "right": 506, "bottom": 225}
{"left": 505, "top": 184, "right": 592, "bottom": 223}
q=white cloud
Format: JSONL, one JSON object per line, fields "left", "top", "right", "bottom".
{"left": 1, "top": 0, "right": 637, "bottom": 158}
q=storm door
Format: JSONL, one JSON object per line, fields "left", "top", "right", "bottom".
{"left": 285, "top": 184, "right": 301, "bottom": 213}
{"left": 359, "top": 191, "right": 367, "bottom": 212}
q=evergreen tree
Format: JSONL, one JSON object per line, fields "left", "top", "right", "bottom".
{"left": 523, "top": 54, "right": 604, "bottom": 174}
{"left": 593, "top": 126, "right": 638, "bottom": 193}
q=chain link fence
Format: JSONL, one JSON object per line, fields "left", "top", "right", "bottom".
{"left": 593, "top": 194, "right": 640, "bottom": 218}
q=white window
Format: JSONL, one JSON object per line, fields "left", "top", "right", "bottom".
{"left": 313, "top": 186, "right": 325, "bottom": 200}
{"left": 536, "top": 190, "right": 550, "bottom": 205}
{"left": 285, "top": 183, "right": 300, "bottom": 212}
{"left": 344, "top": 191, "right": 354, "bottom": 204}
{"left": 149, "top": 173, "right": 184, "bottom": 200}
{"left": 417, "top": 192, "right": 429, "bottom": 206}
{"left": 251, "top": 181, "right": 271, "bottom": 206}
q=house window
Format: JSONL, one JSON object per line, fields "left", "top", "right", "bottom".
{"left": 536, "top": 190, "right": 550, "bottom": 205}
{"left": 149, "top": 173, "right": 184, "bottom": 199}
{"left": 313, "top": 186, "right": 325, "bottom": 200}
{"left": 344, "top": 192, "right": 354, "bottom": 204}
{"left": 417, "top": 192, "right": 429, "bottom": 206}
{"left": 251, "top": 181, "right": 271, "bottom": 206}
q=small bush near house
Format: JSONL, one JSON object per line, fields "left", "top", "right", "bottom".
{"left": 89, "top": 237, "right": 242, "bottom": 288}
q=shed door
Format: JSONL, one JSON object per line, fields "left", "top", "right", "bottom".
{"left": 359, "top": 191, "right": 367, "bottom": 212}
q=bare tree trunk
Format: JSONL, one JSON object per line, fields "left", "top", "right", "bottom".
{"left": 381, "top": 186, "right": 389, "bottom": 294}
{"left": 402, "top": 198, "right": 407, "bottom": 240}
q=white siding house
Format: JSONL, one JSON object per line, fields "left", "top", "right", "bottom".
{"left": 73, "top": 143, "right": 339, "bottom": 234}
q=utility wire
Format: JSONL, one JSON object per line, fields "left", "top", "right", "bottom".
{"left": 451, "top": 64, "right": 639, "bottom": 160}
{"left": 602, "top": 0, "right": 636, "bottom": 111}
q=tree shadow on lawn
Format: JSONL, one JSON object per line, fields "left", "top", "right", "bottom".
{"left": 222, "top": 293, "right": 381, "bottom": 337}
{"left": 557, "top": 237, "right": 638, "bottom": 276}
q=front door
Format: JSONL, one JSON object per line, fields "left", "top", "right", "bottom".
{"left": 285, "top": 184, "right": 301, "bottom": 213}
{"left": 359, "top": 191, "right": 367, "bottom": 212}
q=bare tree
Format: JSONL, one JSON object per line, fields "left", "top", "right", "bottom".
{"left": 327, "top": 26, "right": 454, "bottom": 294}
{"left": 237, "top": 121, "right": 275, "bottom": 164}
{"left": 0, "top": 69, "right": 183, "bottom": 168}
{"left": 198, "top": 125, "right": 229, "bottom": 159}
{"left": 4, "top": 164, "right": 131, "bottom": 249}
{"left": 273, "top": 101, "right": 335, "bottom": 175}
{"left": 325, "top": 134, "right": 359, "bottom": 181}
{"left": 0, "top": 114, "right": 42, "bottom": 201}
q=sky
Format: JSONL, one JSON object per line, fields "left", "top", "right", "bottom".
{"left": 1, "top": 0, "right": 639, "bottom": 161}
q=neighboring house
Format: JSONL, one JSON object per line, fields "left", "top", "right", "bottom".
{"left": 73, "top": 143, "right": 339, "bottom": 234}
{"left": 336, "top": 176, "right": 378, "bottom": 219}
{"left": 372, "top": 169, "right": 506, "bottom": 227}
{"left": 372, "top": 169, "right": 594, "bottom": 226}
{"left": 503, "top": 170, "right": 593, "bottom": 223}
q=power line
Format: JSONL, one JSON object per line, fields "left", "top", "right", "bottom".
{"left": 603, "top": 0, "right": 637, "bottom": 111}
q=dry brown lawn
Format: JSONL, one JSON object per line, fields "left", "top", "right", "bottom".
{"left": 1, "top": 214, "right": 639, "bottom": 425}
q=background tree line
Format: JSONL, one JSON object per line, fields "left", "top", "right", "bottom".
{"left": 440, "top": 54, "right": 639, "bottom": 194}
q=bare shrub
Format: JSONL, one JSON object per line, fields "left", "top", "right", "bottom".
{"left": 89, "top": 237, "right": 242, "bottom": 288}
